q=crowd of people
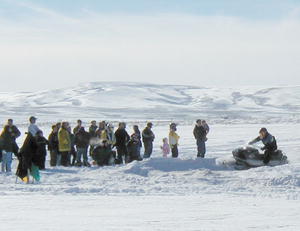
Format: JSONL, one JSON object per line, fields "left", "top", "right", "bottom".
{"left": 0, "top": 116, "right": 277, "bottom": 182}
{"left": 0, "top": 116, "right": 210, "bottom": 181}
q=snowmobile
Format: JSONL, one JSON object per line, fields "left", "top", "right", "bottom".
{"left": 232, "top": 146, "right": 288, "bottom": 169}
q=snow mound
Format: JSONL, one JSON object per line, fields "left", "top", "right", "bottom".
{"left": 124, "top": 158, "right": 227, "bottom": 177}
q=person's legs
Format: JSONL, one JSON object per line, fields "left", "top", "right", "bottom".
{"left": 143, "top": 141, "right": 152, "bottom": 158}
{"left": 40, "top": 155, "right": 46, "bottom": 170}
{"left": 50, "top": 151, "right": 57, "bottom": 167}
{"left": 76, "top": 148, "right": 83, "bottom": 164}
{"left": 149, "top": 142, "right": 153, "bottom": 157}
{"left": 197, "top": 140, "right": 206, "bottom": 158}
{"left": 1, "top": 151, "right": 6, "bottom": 172}
{"left": 60, "top": 152, "right": 69, "bottom": 167}
{"left": 116, "top": 146, "right": 124, "bottom": 164}
{"left": 136, "top": 146, "right": 141, "bottom": 159}
{"left": 143, "top": 142, "right": 149, "bottom": 158}
{"left": 2, "top": 152, "right": 13, "bottom": 172}
{"left": 7, "top": 152, "right": 13, "bottom": 172}
{"left": 71, "top": 148, "right": 77, "bottom": 166}
{"left": 83, "top": 148, "right": 90, "bottom": 166}
{"left": 57, "top": 153, "right": 61, "bottom": 166}
{"left": 124, "top": 147, "right": 129, "bottom": 164}
{"left": 263, "top": 150, "right": 272, "bottom": 164}
{"left": 171, "top": 145, "right": 178, "bottom": 158}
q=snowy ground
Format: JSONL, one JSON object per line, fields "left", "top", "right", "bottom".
{"left": 1, "top": 195, "right": 299, "bottom": 231}
{"left": 1, "top": 123, "right": 299, "bottom": 230}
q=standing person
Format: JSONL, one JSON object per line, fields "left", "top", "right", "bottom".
{"left": 96, "top": 121, "right": 106, "bottom": 138}
{"left": 132, "top": 125, "right": 142, "bottom": 159}
{"left": 114, "top": 122, "right": 130, "bottom": 164}
{"left": 142, "top": 122, "right": 155, "bottom": 158}
{"left": 16, "top": 133, "right": 39, "bottom": 183}
{"left": 249, "top": 128, "right": 277, "bottom": 164}
{"left": 74, "top": 127, "right": 91, "bottom": 167}
{"left": 169, "top": 123, "right": 180, "bottom": 158}
{"left": 89, "top": 120, "right": 98, "bottom": 154}
{"left": 55, "top": 122, "right": 62, "bottom": 165}
{"left": 35, "top": 130, "right": 49, "bottom": 170}
{"left": 193, "top": 119, "right": 207, "bottom": 158}
{"left": 28, "top": 116, "right": 40, "bottom": 136}
{"left": 100, "top": 123, "right": 109, "bottom": 140}
{"left": 56, "top": 122, "right": 62, "bottom": 131}
{"left": 127, "top": 134, "right": 143, "bottom": 162}
{"left": 160, "top": 138, "right": 170, "bottom": 158}
{"left": 67, "top": 126, "right": 77, "bottom": 166}
{"left": 107, "top": 124, "right": 116, "bottom": 147}
{"left": 73, "top": 120, "right": 82, "bottom": 135}
{"left": 48, "top": 125, "right": 60, "bottom": 167}
{"left": 89, "top": 120, "right": 98, "bottom": 138}
{"left": 58, "top": 122, "right": 71, "bottom": 167}
{"left": 0, "top": 119, "right": 21, "bottom": 173}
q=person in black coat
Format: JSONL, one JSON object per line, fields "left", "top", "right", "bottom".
{"left": 193, "top": 119, "right": 208, "bottom": 158}
{"left": 35, "top": 130, "right": 49, "bottom": 170}
{"left": 114, "top": 122, "right": 130, "bottom": 164}
{"left": 48, "top": 125, "right": 60, "bottom": 167}
{"left": 127, "top": 134, "right": 143, "bottom": 163}
{"left": 16, "top": 133, "right": 38, "bottom": 181}
{"left": 74, "top": 127, "right": 91, "bottom": 167}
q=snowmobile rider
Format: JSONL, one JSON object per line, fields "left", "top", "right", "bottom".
{"left": 248, "top": 128, "right": 277, "bottom": 164}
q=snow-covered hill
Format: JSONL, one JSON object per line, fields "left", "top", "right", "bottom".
{"left": 0, "top": 82, "right": 299, "bottom": 123}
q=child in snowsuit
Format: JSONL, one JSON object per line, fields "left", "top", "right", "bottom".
{"left": 160, "top": 138, "right": 170, "bottom": 157}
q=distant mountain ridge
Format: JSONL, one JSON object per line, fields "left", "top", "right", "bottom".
{"left": 0, "top": 82, "right": 299, "bottom": 123}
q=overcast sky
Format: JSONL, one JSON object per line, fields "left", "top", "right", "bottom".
{"left": 0, "top": 0, "right": 300, "bottom": 91}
